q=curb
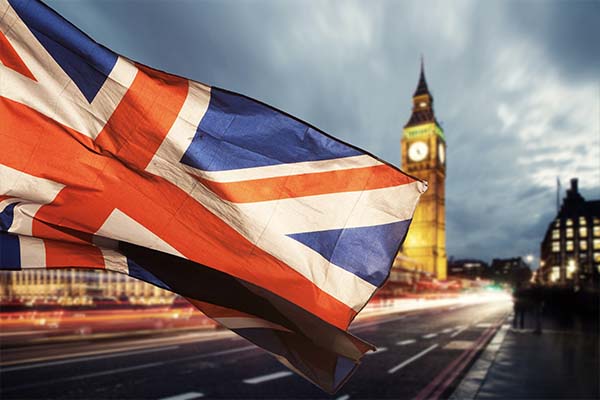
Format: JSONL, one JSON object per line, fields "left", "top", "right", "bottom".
{"left": 450, "top": 318, "right": 511, "bottom": 400}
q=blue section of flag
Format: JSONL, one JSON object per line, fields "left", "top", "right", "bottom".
{"left": 0, "top": 233, "right": 21, "bottom": 270}
{"left": 126, "top": 258, "right": 171, "bottom": 291}
{"left": 288, "top": 220, "right": 411, "bottom": 286}
{"left": 333, "top": 356, "right": 356, "bottom": 388}
{"left": 0, "top": 203, "right": 16, "bottom": 231}
{"left": 181, "top": 88, "right": 361, "bottom": 171}
{"left": 9, "top": 0, "right": 118, "bottom": 102}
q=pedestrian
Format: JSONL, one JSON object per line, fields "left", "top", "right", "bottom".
{"left": 513, "top": 284, "right": 526, "bottom": 330}
{"left": 532, "top": 285, "right": 544, "bottom": 334}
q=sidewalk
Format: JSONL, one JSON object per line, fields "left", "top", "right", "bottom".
{"left": 454, "top": 310, "right": 599, "bottom": 399}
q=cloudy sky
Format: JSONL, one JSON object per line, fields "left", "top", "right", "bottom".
{"left": 46, "top": 0, "right": 599, "bottom": 265}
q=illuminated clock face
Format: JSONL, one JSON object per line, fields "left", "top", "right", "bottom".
{"left": 408, "top": 141, "right": 428, "bottom": 162}
{"left": 438, "top": 143, "right": 445, "bottom": 164}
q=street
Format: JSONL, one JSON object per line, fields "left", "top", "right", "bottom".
{"left": 1, "top": 299, "right": 512, "bottom": 399}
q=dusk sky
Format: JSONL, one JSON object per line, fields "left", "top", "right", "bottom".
{"left": 46, "top": 0, "right": 600, "bottom": 266}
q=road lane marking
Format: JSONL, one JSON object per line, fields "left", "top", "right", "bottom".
{"left": 160, "top": 392, "right": 204, "bottom": 400}
{"left": 388, "top": 344, "right": 438, "bottom": 374}
{"left": 396, "top": 339, "right": 416, "bottom": 346}
{"left": 367, "top": 347, "right": 388, "bottom": 355}
{"left": 1, "top": 345, "right": 179, "bottom": 372}
{"left": 443, "top": 341, "right": 474, "bottom": 350}
{"left": 244, "top": 371, "right": 293, "bottom": 384}
{"left": 476, "top": 323, "right": 493, "bottom": 328}
{"left": 336, "top": 395, "right": 350, "bottom": 400}
{"left": 422, "top": 333, "right": 438, "bottom": 339}
{"left": 441, "top": 328, "right": 453, "bottom": 334}
{"left": 450, "top": 326, "right": 468, "bottom": 338}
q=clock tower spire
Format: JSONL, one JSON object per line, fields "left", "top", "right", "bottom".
{"left": 399, "top": 60, "right": 447, "bottom": 280}
{"left": 406, "top": 57, "right": 438, "bottom": 129}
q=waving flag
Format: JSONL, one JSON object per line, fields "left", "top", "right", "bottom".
{"left": 0, "top": 0, "right": 426, "bottom": 392}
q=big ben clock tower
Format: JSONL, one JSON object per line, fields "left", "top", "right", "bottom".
{"left": 400, "top": 60, "right": 447, "bottom": 280}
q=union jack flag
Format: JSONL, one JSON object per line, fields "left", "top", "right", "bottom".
{"left": 0, "top": 0, "right": 426, "bottom": 392}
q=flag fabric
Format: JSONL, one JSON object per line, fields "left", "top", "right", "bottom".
{"left": 0, "top": 0, "right": 426, "bottom": 392}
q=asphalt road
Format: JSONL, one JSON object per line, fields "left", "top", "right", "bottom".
{"left": 1, "top": 299, "right": 512, "bottom": 399}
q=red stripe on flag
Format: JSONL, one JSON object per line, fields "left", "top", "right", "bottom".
{"left": 94, "top": 64, "right": 189, "bottom": 171}
{"left": 44, "top": 240, "right": 105, "bottom": 269}
{"left": 196, "top": 165, "right": 416, "bottom": 203}
{"left": 0, "top": 31, "right": 36, "bottom": 81}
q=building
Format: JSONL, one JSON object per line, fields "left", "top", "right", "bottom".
{"left": 397, "top": 60, "right": 447, "bottom": 280}
{"left": 0, "top": 268, "right": 174, "bottom": 305}
{"left": 539, "top": 178, "right": 600, "bottom": 286}
{"left": 489, "top": 257, "right": 532, "bottom": 286}
{"left": 447, "top": 258, "right": 489, "bottom": 280}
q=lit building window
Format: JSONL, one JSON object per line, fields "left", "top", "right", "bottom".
{"left": 566, "top": 260, "right": 576, "bottom": 279}
{"left": 595, "top": 253, "right": 600, "bottom": 263}
{"left": 552, "top": 230, "right": 560, "bottom": 239}
{"left": 580, "top": 227, "right": 588, "bottom": 237}
{"left": 566, "top": 228, "right": 573, "bottom": 238}
{"left": 594, "top": 226, "right": 600, "bottom": 237}
{"left": 594, "top": 217, "right": 600, "bottom": 225}
{"left": 594, "top": 239, "right": 600, "bottom": 250}
{"left": 580, "top": 240, "right": 588, "bottom": 251}
{"left": 554, "top": 219, "right": 561, "bottom": 227}
{"left": 579, "top": 217, "right": 587, "bottom": 225}
{"left": 566, "top": 218, "right": 573, "bottom": 226}
{"left": 552, "top": 242, "right": 560, "bottom": 252}
{"left": 550, "top": 267, "right": 560, "bottom": 282}
{"left": 566, "top": 241, "right": 574, "bottom": 251}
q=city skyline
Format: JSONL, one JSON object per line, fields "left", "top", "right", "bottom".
{"left": 45, "top": 0, "right": 600, "bottom": 263}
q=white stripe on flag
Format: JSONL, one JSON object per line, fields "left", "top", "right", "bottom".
{"left": 100, "top": 248, "right": 129, "bottom": 274}
{"left": 236, "top": 181, "right": 423, "bottom": 233}
{"left": 19, "top": 236, "right": 46, "bottom": 268}
{"left": 0, "top": 164, "right": 65, "bottom": 236}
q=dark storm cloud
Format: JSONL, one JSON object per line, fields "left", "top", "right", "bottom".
{"left": 506, "top": 1, "right": 600, "bottom": 82}
{"left": 45, "top": 0, "right": 599, "bottom": 265}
